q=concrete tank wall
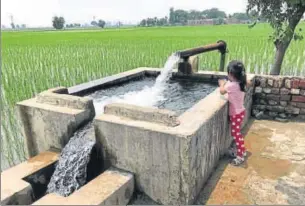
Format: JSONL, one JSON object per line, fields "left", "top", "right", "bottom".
{"left": 16, "top": 87, "right": 95, "bottom": 158}
{"left": 94, "top": 70, "right": 255, "bottom": 204}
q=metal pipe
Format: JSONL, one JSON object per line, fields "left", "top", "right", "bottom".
{"left": 176, "top": 40, "right": 227, "bottom": 59}
{"left": 219, "top": 52, "right": 226, "bottom": 72}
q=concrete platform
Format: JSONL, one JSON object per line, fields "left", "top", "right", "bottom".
{"left": 1, "top": 151, "right": 59, "bottom": 205}
{"left": 197, "top": 119, "right": 305, "bottom": 205}
{"left": 33, "top": 168, "right": 134, "bottom": 205}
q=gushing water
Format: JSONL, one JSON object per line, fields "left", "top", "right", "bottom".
{"left": 46, "top": 123, "right": 95, "bottom": 197}
{"left": 93, "top": 53, "right": 180, "bottom": 115}
{"left": 46, "top": 53, "right": 180, "bottom": 197}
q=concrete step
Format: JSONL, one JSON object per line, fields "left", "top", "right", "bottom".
{"left": 1, "top": 151, "right": 59, "bottom": 205}
{"left": 1, "top": 150, "right": 134, "bottom": 205}
{"left": 33, "top": 168, "right": 134, "bottom": 205}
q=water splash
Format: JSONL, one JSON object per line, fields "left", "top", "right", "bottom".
{"left": 46, "top": 123, "right": 95, "bottom": 197}
{"left": 93, "top": 53, "right": 180, "bottom": 115}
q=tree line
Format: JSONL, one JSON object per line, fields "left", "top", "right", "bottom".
{"left": 138, "top": 7, "right": 261, "bottom": 27}
{"left": 139, "top": 17, "right": 169, "bottom": 27}
{"left": 52, "top": 16, "right": 107, "bottom": 30}
{"left": 5, "top": 23, "right": 27, "bottom": 29}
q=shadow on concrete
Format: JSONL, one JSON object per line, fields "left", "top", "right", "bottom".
{"left": 128, "top": 191, "right": 160, "bottom": 205}
{"left": 23, "top": 162, "right": 57, "bottom": 202}
{"left": 194, "top": 118, "right": 255, "bottom": 205}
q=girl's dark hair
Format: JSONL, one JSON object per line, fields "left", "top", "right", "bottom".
{"left": 227, "top": 60, "right": 247, "bottom": 92}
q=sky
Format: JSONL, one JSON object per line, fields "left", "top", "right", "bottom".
{"left": 1, "top": 0, "right": 247, "bottom": 27}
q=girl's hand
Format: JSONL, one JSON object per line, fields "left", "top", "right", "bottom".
{"left": 218, "top": 79, "right": 227, "bottom": 95}
{"left": 218, "top": 79, "right": 226, "bottom": 87}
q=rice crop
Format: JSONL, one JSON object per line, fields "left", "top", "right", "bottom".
{"left": 1, "top": 23, "right": 305, "bottom": 170}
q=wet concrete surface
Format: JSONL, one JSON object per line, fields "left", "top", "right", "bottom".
{"left": 196, "top": 119, "right": 305, "bottom": 205}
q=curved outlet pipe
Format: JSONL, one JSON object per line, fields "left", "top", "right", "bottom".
{"left": 176, "top": 40, "right": 227, "bottom": 58}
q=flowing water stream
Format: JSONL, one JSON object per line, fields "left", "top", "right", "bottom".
{"left": 46, "top": 122, "right": 95, "bottom": 196}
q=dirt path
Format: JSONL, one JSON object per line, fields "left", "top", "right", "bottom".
{"left": 197, "top": 119, "right": 305, "bottom": 205}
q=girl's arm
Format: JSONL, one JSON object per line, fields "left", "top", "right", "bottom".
{"left": 218, "top": 79, "right": 227, "bottom": 95}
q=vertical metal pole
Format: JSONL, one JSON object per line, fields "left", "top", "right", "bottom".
{"left": 217, "top": 40, "right": 227, "bottom": 72}
{"left": 219, "top": 52, "right": 226, "bottom": 72}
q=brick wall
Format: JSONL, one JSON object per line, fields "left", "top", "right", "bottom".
{"left": 252, "top": 75, "right": 305, "bottom": 121}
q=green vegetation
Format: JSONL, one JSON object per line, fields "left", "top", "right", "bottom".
{"left": 139, "top": 7, "right": 254, "bottom": 27}
{"left": 91, "top": 19, "right": 106, "bottom": 28}
{"left": 52, "top": 16, "right": 65, "bottom": 30}
{"left": 247, "top": 0, "right": 305, "bottom": 75}
{"left": 1, "top": 23, "right": 305, "bottom": 170}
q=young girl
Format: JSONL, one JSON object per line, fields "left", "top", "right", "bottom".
{"left": 218, "top": 60, "right": 248, "bottom": 166}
